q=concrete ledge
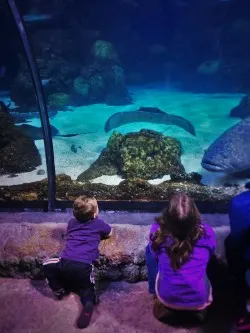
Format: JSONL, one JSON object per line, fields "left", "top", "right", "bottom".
{"left": 0, "top": 221, "right": 230, "bottom": 281}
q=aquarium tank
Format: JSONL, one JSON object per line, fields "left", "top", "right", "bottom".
{"left": 0, "top": 0, "right": 250, "bottom": 210}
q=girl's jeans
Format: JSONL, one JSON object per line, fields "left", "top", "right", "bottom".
{"left": 145, "top": 244, "right": 159, "bottom": 294}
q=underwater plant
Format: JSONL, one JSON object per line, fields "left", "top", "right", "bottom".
{"left": 47, "top": 93, "right": 71, "bottom": 109}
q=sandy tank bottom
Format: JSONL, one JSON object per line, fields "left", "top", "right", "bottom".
{"left": 0, "top": 86, "right": 245, "bottom": 187}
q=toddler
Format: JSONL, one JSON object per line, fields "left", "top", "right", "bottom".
{"left": 43, "top": 195, "right": 112, "bottom": 329}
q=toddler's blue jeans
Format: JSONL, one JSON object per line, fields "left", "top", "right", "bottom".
{"left": 145, "top": 244, "right": 159, "bottom": 295}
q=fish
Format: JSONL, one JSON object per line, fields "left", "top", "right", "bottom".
{"left": 104, "top": 106, "right": 196, "bottom": 136}
{"left": 71, "top": 144, "right": 78, "bottom": 153}
{"left": 23, "top": 14, "right": 52, "bottom": 23}
{"left": 16, "top": 124, "right": 93, "bottom": 140}
{"left": 201, "top": 118, "right": 250, "bottom": 174}
{"left": 0, "top": 101, "right": 10, "bottom": 114}
{"left": 229, "top": 95, "right": 250, "bottom": 119}
{"left": 41, "top": 78, "right": 52, "bottom": 86}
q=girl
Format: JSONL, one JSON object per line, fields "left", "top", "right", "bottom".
{"left": 146, "top": 192, "right": 216, "bottom": 324}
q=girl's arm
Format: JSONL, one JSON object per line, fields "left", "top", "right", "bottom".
{"left": 147, "top": 223, "right": 160, "bottom": 257}
{"left": 206, "top": 225, "right": 217, "bottom": 257}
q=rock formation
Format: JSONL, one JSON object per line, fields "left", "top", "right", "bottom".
{"left": 0, "top": 111, "right": 41, "bottom": 174}
{"left": 77, "top": 130, "right": 185, "bottom": 181}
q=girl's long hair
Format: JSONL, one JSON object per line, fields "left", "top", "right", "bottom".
{"left": 151, "top": 193, "right": 204, "bottom": 271}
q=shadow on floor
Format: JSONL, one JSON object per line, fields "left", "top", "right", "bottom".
{"left": 13, "top": 254, "right": 247, "bottom": 333}
{"left": 28, "top": 271, "right": 246, "bottom": 333}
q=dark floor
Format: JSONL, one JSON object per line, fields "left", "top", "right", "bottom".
{"left": 0, "top": 277, "right": 245, "bottom": 333}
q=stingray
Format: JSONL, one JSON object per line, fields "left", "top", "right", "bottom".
{"left": 104, "top": 107, "right": 196, "bottom": 136}
{"left": 17, "top": 124, "right": 93, "bottom": 140}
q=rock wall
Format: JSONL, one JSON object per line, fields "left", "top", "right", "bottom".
{"left": 0, "top": 174, "right": 245, "bottom": 205}
{"left": 0, "top": 110, "right": 42, "bottom": 175}
{"left": 0, "top": 222, "right": 230, "bottom": 282}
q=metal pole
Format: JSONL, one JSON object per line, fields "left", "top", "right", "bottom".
{"left": 7, "top": 0, "right": 56, "bottom": 211}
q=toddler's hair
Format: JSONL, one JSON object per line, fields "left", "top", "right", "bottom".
{"left": 151, "top": 192, "right": 204, "bottom": 271}
{"left": 73, "top": 195, "right": 98, "bottom": 222}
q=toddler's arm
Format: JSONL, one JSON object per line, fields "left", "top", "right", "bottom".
{"left": 99, "top": 220, "right": 112, "bottom": 239}
{"left": 102, "top": 226, "right": 113, "bottom": 239}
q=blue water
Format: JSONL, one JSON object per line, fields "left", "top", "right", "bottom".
{"left": 1, "top": 0, "right": 250, "bottom": 189}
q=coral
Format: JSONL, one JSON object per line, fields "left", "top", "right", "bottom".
{"left": 73, "top": 77, "right": 89, "bottom": 98}
{"left": 78, "top": 129, "right": 185, "bottom": 180}
{"left": 72, "top": 40, "right": 132, "bottom": 105}
{"left": 169, "top": 172, "right": 202, "bottom": 185}
{"left": 0, "top": 112, "right": 41, "bottom": 174}
{"left": 91, "top": 40, "right": 119, "bottom": 63}
{"left": 11, "top": 34, "right": 131, "bottom": 107}
{"left": 75, "top": 59, "right": 132, "bottom": 105}
{"left": 10, "top": 29, "right": 82, "bottom": 108}
{"left": 104, "top": 65, "right": 131, "bottom": 105}
{"left": 10, "top": 71, "right": 37, "bottom": 108}
{"left": 88, "top": 74, "right": 105, "bottom": 101}
{"left": 110, "top": 130, "right": 185, "bottom": 179}
{"left": 47, "top": 93, "right": 71, "bottom": 108}
{"left": 77, "top": 149, "right": 119, "bottom": 182}
{"left": 197, "top": 60, "right": 221, "bottom": 75}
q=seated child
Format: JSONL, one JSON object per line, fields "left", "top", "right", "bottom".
{"left": 146, "top": 192, "right": 216, "bottom": 325}
{"left": 224, "top": 182, "right": 250, "bottom": 331}
{"left": 43, "top": 195, "right": 112, "bottom": 329}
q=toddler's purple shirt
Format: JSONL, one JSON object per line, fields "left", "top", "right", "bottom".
{"left": 61, "top": 217, "right": 111, "bottom": 264}
{"left": 149, "top": 222, "right": 216, "bottom": 309}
